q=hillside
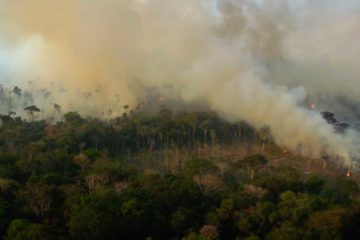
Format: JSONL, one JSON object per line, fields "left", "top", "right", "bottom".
{"left": 0, "top": 110, "right": 359, "bottom": 240}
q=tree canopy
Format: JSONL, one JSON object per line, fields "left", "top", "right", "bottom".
{"left": 0, "top": 109, "right": 358, "bottom": 239}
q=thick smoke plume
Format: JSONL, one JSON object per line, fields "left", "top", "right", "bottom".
{"left": 1, "top": 0, "right": 360, "bottom": 166}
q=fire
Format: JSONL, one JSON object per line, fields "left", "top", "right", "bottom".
{"left": 346, "top": 170, "right": 352, "bottom": 177}
{"left": 309, "top": 103, "right": 316, "bottom": 110}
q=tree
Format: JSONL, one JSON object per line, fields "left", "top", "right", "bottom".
{"left": 257, "top": 126, "right": 271, "bottom": 153}
{"left": 25, "top": 224, "right": 53, "bottom": 240}
{"left": 235, "top": 154, "right": 268, "bottom": 180}
{"left": 305, "top": 175, "right": 325, "bottom": 194}
{"left": 63, "top": 112, "right": 84, "bottom": 125}
{"left": 335, "top": 122, "right": 349, "bottom": 133}
{"left": 170, "top": 207, "right": 193, "bottom": 234}
{"left": 266, "top": 221, "right": 304, "bottom": 240}
{"left": 200, "top": 120, "right": 210, "bottom": 146}
{"left": 4, "top": 219, "right": 30, "bottom": 240}
{"left": 54, "top": 103, "right": 62, "bottom": 114}
{"left": 24, "top": 105, "right": 41, "bottom": 121}
{"left": 17, "top": 183, "right": 53, "bottom": 218}
{"left": 210, "top": 129, "right": 216, "bottom": 156}
{"left": 321, "top": 111, "right": 337, "bottom": 124}
{"left": 68, "top": 200, "right": 108, "bottom": 240}
{"left": 193, "top": 174, "right": 224, "bottom": 195}
{"left": 199, "top": 225, "right": 219, "bottom": 240}
{"left": 307, "top": 208, "right": 349, "bottom": 240}
{"left": 8, "top": 111, "right": 16, "bottom": 117}
{"left": 184, "top": 158, "right": 219, "bottom": 178}
{"left": 73, "top": 153, "right": 90, "bottom": 172}
{"left": 0, "top": 196, "right": 10, "bottom": 227}
{"left": 13, "top": 86, "right": 22, "bottom": 97}
{"left": 322, "top": 177, "right": 360, "bottom": 204}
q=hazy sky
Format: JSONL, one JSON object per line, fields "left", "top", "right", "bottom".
{"left": 256, "top": 0, "right": 360, "bottom": 9}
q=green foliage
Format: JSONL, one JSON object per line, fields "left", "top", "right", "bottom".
{"left": 0, "top": 196, "right": 9, "bottom": 217}
{"left": 68, "top": 199, "right": 109, "bottom": 239}
{"left": 306, "top": 207, "right": 360, "bottom": 240}
{"left": 267, "top": 221, "right": 305, "bottom": 240}
{"left": 4, "top": 219, "right": 55, "bottom": 240}
{"left": 63, "top": 112, "right": 84, "bottom": 125}
{"left": 305, "top": 174, "right": 326, "bottom": 194}
{"left": 236, "top": 154, "right": 269, "bottom": 168}
{"left": 0, "top": 110, "right": 359, "bottom": 239}
{"left": 322, "top": 177, "right": 360, "bottom": 204}
{"left": 4, "top": 219, "right": 30, "bottom": 240}
{"left": 184, "top": 158, "right": 219, "bottom": 178}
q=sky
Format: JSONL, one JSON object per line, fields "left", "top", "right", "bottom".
{"left": 256, "top": 0, "right": 360, "bottom": 9}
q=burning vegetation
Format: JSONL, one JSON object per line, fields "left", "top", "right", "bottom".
{"left": 1, "top": 0, "right": 360, "bottom": 238}
{"left": 0, "top": 0, "right": 360, "bottom": 170}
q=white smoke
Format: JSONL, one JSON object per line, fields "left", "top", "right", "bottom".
{"left": 0, "top": 0, "right": 360, "bottom": 166}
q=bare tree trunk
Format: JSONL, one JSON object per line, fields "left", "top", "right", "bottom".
{"left": 210, "top": 129, "right": 216, "bottom": 157}
{"left": 323, "top": 159, "right": 327, "bottom": 169}
{"left": 250, "top": 169, "right": 255, "bottom": 180}
{"left": 8, "top": 91, "right": 12, "bottom": 114}
{"left": 203, "top": 129, "right": 207, "bottom": 146}
{"left": 148, "top": 139, "right": 154, "bottom": 156}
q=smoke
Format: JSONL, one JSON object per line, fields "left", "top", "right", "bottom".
{"left": 1, "top": 0, "right": 360, "bottom": 166}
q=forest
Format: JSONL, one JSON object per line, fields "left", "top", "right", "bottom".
{"left": 0, "top": 109, "right": 359, "bottom": 240}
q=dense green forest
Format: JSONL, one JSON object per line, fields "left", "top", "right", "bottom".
{"left": 0, "top": 110, "right": 359, "bottom": 240}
